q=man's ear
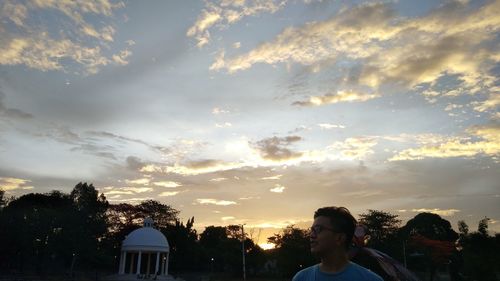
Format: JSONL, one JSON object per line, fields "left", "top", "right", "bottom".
{"left": 336, "top": 233, "right": 347, "bottom": 246}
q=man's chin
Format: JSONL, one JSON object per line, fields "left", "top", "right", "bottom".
{"left": 310, "top": 250, "right": 323, "bottom": 259}
{"left": 310, "top": 246, "right": 320, "bottom": 255}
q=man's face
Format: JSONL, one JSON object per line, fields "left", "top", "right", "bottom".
{"left": 310, "top": 216, "right": 345, "bottom": 256}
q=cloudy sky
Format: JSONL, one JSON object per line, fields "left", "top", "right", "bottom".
{"left": 1, "top": 0, "right": 499, "bottom": 246}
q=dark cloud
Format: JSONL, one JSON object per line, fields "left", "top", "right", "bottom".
{"left": 185, "top": 159, "right": 223, "bottom": 169}
{"left": 32, "top": 127, "right": 175, "bottom": 162}
{"left": 0, "top": 90, "right": 33, "bottom": 120}
{"left": 86, "top": 130, "right": 170, "bottom": 153}
{"left": 253, "top": 136, "right": 303, "bottom": 161}
{"left": 34, "top": 126, "right": 118, "bottom": 160}
{"left": 126, "top": 156, "right": 145, "bottom": 170}
{"left": 70, "top": 143, "right": 117, "bottom": 160}
{"left": 35, "top": 126, "right": 81, "bottom": 144}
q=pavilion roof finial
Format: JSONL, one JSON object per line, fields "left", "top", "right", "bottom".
{"left": 144, "top": 217, "right": 154, "bottom": 228}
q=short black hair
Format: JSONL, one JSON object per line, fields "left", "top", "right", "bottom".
{"left": 314, "top": 206, "right": 357, "bottom": 249}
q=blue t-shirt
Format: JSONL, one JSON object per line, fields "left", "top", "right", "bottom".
{"left": 292, "top": 262, "right": 384, "bottom": 281}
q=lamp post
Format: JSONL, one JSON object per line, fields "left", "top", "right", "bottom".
{"left": 403, "top": 240, "right": 407, "bottom": 268}
{"left": 241, "top": 224, "right": 246, "bottom": 281}
{"left": 70, "top": 253, "right": 76, "bottom": 279}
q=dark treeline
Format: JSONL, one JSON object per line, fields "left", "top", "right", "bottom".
{"left": 0, "top": 184, "right": 498, "bottom": 281}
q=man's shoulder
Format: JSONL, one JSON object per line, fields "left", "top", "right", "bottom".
{"left": 292, "top": 264, "right": 317, "bottom": 281}
{"left": 349, "top": 262, "right": 384, "bottom": 281}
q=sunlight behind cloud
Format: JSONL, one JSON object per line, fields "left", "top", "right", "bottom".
{"left": 0, "top": 177, "right": 33, "bottom": 191}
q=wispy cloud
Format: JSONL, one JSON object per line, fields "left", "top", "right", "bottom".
{"left": 153, "top": 181, "right": 182, "bottom": 188}
{"left": 1, "top": 2, "right": 27, "bottom": 27}
{"left": 212, "top": 107, "right": 230, "bottom": 115}
{"left": 473, "top": 88, "right": 500, "bottom": 114}
{"left": 209, "top": 3, "right": 398, "bottom": 73}
{"left": 125, "top": 178, "right": 151, "bottom": 185}
{"left": 261, "top": 174, "right": 282, "bottom": 180}
{"left": 409, "top": 208, "right": 461, "bottom": 217}
{"left": 209, "top": 177, "right": 228, "bottom": 182}
{"left": 196, "top": 198, "right": 237, "bottom": 206}
{"left": 187, "top": 0, "right": 286, "bottom": 48}
{"left": 106, "top": 197, "right": 150, "bottom": 203}
{"left": 104, "top": 186, "right": 153, "bottom": 195}
{"left": 159, "top": 191, "right": 181, "bottom": 197}
{"left": 329, "top": 137, "right": 378, "bottom": 160}
{"left": 104, "top": 190, "right": 134, "bottom": 195}
{"left": 86, "top": 130, "right": 167, "bottom": 154}
{"left": 270, "top": 184, "right": 285, "bottom": 193}
{"left": 390, "top": 123, "right": 500, "bottom": 161}
{"left": 122, "top": 187, "right": 153, "bottom": 193}
{"left": 164, "top": 160, "right": 246, "bottom": 176}
{"left": 215, "top": 122, "right": 233, "bottom": 128}
{"left": 210, "top": 1, "right": 499, "bottom": 115}
{"left": 0, "top": 0, "right": 131, "bottom": 74}
{"left": 32, "top": 127, "right": 173, "bottom": 163}
{"left": 293, "top": 91, "right": 379, "bottom": 106}
{"left": 318, "top": 123, "right": 345, "bottom": 129}
{"left": 342, "top": 189, "right": 383, "bottom": 198}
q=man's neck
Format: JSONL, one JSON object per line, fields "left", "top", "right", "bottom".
{"left": 319, "top": 251, "right": 350, "bottom": 273}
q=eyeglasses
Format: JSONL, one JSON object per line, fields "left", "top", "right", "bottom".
{"left": 310, "top": 225, "right": 336, "bottom": 235}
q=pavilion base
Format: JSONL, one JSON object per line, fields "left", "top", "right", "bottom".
{"left": 105, "top": 274, "right": 181, "bottom": 281}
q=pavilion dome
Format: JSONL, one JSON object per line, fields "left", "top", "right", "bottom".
{"left": 122, "top": 217, "right": 170, "bottom": 252}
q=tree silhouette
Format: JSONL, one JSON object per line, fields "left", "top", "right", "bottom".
{"left": 267, "top": 225, "right": 316, "bottom": 277}
{"left": 359, "top": 210, "right": 401, "bottom": 248}
{"left": 457, "top": 220, "right": 469, "bottom": 237}
{"left": 0, "top": 189, "right": 5, "bottom": 209}
{"left": 68, "top": 182, "right": 109, "bottom": 268}
{"left": 459, "top": 218, "right": 499, "bottom": 281}
{"left": 165, "top": 217, "right": 202, "bottom": 272}
{"left": 477, "top": 217, "right": 490, "bottom": 236}
{"left": 0, "top": 191, "right": 74, "bottom": 275}
{"left": 137, "top": 200, "right": 179, "bottom": 229}
{"left": 402, "top": 213, "right": 458, "bottom": 281}
{"left": 401, "top": 212, "right": 458, "bottom": 241}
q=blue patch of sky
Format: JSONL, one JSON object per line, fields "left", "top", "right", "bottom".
{"left": 392, "top": 0, "right": 443, "bottom": 17}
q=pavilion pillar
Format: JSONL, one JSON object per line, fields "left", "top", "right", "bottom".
{"left": 161, "top": 255, "right": 165, "bottom": 276}
{"left": 146, "top": 253, "right": 151, "bottom": 275}
{"left": 119, "top": 251, "right": 126, "bottom": 274}
{"left": 155, "top": 252, "right": 160, "bottom": 275}
{"left": 129, "top": 253, "right": 135, "bottom": 274}
{"left": 136, "top": 251, "right": 142, "bottom": 275}
{"left": 164, "top": 252, "right": 169, "bottom": 275}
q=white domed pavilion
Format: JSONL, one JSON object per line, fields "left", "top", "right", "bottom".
{"left": 115, "top": 217, "right": 171, "bottom": 280}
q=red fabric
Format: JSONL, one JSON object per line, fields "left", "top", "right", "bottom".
{"left": 409, "top": 234, "right": 455, "bottom": 264}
